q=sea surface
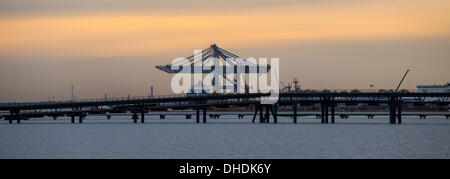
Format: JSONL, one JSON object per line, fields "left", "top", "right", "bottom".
{"left": 0, "top": 115, "right": 449, "bottom": 159}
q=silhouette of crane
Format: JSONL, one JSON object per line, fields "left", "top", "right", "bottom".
{"left": 156, "top": 44, "right": 271, "bottom": 93}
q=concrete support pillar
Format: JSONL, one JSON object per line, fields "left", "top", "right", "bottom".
{"left": 132, "top": 113, "right": 137, "bottom": 123}
{"left": 17, "top": 118, "right": 21, "bottom": 124}
{"left": 252, "top": 106, "right": 258, "bottom": 123}
{"left": 293, "top": 103, "right": 297, "bottom": 123}
{"left": 71, "top": 116, "right": 75, "bottom": 123}
{"left": 141, "top": 112, "right": 145, "bottom": 123}
{"left": 397, "top": 105, "right": 402, "bottom": 124}
{"left": 203, "top": 107, "right": 207, "bottom": 123}
{"left": 320, "top": 103, "right": 325, "bottom": 123}
{"left": 196, "top": 109, "right": 200, "bottom": 123}
{"left": 389, "top": 104, "right": 396, "bottom": 124}
{"left": 9, "top": 119, "right": 12, "bottom": 124}
{"left": 325, "top": 104, "right": 329, "bottom": 124}
{"left": 79, "top": 115, "right": 83, "bottom": 123}
{"left": 331, "top": 104, "right": 335, "bottom": 124}
{"left": 259, "top": 106, "right": 264, "bottom": 123}
{"left": 273, "top": 104, "right": 278, "bottom": 123}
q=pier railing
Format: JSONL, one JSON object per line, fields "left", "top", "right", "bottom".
{"left": 0, "top": 90, "right": 448, "bottom": 110}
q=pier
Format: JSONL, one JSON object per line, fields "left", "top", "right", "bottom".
{"left": 1, "top": 92, "right": 448, "bottom": 124}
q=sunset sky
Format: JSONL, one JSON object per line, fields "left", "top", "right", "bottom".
{"left": 0, "top": 0, "right": 449, "bottom": 102}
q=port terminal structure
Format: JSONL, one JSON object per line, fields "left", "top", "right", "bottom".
{"left": 156, "top": 44, "right": 271, "bottom": 93}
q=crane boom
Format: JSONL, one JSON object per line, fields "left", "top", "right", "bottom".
{"left": 395, "top": 69, "right": 410, "bottom": 92}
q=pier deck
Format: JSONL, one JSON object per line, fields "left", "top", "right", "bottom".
{"left": 1, "top": 92, "right": 448, "bottom": 124}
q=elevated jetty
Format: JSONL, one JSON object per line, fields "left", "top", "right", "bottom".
{"left": 1, "top": 92, "right": 449, "bottom": 124}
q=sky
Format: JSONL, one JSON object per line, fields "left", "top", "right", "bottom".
{"left": 0, "top": 0, "right": 449, "bottom": 102}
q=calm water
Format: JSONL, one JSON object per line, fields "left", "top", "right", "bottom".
{"left": 0, "top": 115, "right": 449, "bottom": 159}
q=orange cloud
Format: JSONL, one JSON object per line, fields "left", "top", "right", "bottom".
{"left": 0, "top": 0, "right": 449, "bottom": 60}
